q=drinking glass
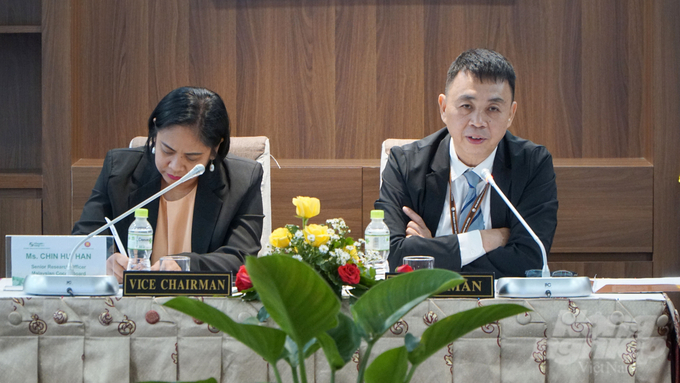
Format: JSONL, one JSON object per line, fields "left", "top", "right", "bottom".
{"left": 402, "top": 256, "right": 435, "bottom": 270}
{"left": 159, "top": 256, "right": 190, "bottom": 272}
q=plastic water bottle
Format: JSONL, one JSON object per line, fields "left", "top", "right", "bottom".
{"left": 127, "top": 208, "right": 153, "bottom": 271}
{"left": 365, "top": 209, "right": 390, "bottom": 280}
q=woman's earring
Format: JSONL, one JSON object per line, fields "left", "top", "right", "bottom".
{"left": 151, "top": 146, "right": 155, "bottom": 154}
{"left": 209, "top": 160, "right": 215, "bottom": 172}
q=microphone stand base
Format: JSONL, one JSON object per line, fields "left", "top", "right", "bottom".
{"left": 23, "top": 275, "right": 120, "bottom": 296}
{"left": 496, "top": 276, "right": 592, "bottom": 298}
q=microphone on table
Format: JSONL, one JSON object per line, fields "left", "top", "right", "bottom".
{"left": 480, "top": 169, "right": 591, "bottom": 298}
{"left": 23, "top": 164, "right": 206, "bottom": 296}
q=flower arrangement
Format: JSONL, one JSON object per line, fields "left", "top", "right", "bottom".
{"left": 238, "top": 196, "right": 378, "bottom": 298}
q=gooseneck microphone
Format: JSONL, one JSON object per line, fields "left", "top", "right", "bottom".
{"left": 480, "top": 169, "right": 591, "bottom": 298}
{"left": 23, "top": 164, "right": 206, "bottom": 296}
{"left": 480, "top": 169, "right": 550, "bottom": 278}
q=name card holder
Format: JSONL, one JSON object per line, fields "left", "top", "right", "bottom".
{"left": 386, "top": 272, "right": 495, "bottom": 299}
{"left": 123, "top": 271, "right": 232, "bottom": 296}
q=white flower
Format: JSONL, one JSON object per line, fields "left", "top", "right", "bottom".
{"left": 307, "top": 234, "right": 316, "bottom": 243}
{"left": 335, "top": 249, "right": 350, "bottom": 265}
{"left": 294, "top": 231, "right": 304, "bottom": 239}
{"left": 319, "top": 245, "right": 329, "bottom": 254}
{"left": 331, "top": 234, "right": 340, "bottom": 241}
{"left": 292, "top": 255, "right": 303, "bottom": 261}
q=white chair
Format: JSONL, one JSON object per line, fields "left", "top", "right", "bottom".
{"left": 130, "top": 136, "right": 272, "bottom": 256}
{"left": 380, "top": 138, "right": 417, "bottom": 187}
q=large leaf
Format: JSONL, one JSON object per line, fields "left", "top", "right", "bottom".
{"left": 364, "top": 346, "right": 409, "bottom": 383}
{"left": 317, "top": 313, "right": 362, "bottom": 371}
{"left": 246, "top": 256, "right": 341, "bottom": 345}
{"left": 351, "top": 269, "right": 464, "bottom": 341}
{"left": 164, "top": 297, "right": 286, "bottom": 364}
{"left": 408, "top": 303, "right": 530, "bottom": 365}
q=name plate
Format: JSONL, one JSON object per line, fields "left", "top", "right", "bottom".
{"left": 434, "top": 273, "right": 495, "bottom": 298}
{"left": 123, "top": 271, "right": 232, "bottom": 296}
{"left": 6, "top": 235, "right": 112, "bottom": 286}
{"left": 386, "top": 272, "right": 495, "bottom": 298}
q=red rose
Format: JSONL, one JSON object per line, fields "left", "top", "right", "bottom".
{"left": 396, "top": 264, "right": 413, "bottom": 273}
{"left": 338, "top": 264, "right": 361, "bottom": 285}
{"left": 235, "top": 265, "right": 253, "bottom": 291}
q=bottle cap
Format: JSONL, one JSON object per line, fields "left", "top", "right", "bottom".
{"left": 370, "top": 210, "right": 384, "bottom": 219}
{"left": 135, "top": 208, "right": 149, "bottom": 218}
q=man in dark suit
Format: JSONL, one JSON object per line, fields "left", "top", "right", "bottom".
{"left": 376, "top": 49, "right": 558, "bottom": 278}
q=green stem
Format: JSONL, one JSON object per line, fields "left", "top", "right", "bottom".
{"left": 330, "top": 369, "right": 336, "bottom": 383}
{"left": 356, "top": 341, "right": 374, "bottom": 383}
{"left": 298, "top": 347, "right": 308, "bottom": 383}
{"left": 290, "top": 363, "right": 299, "bottom": 383}
{"left": 272, "top": 363, "right": 283, "bottom": 383}
{"left": 404, "top": 365, "right": 417, "bottom": 383}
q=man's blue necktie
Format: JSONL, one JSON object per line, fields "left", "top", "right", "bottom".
{"left": 459, "top": 170, "right": 484, "bottom": 231}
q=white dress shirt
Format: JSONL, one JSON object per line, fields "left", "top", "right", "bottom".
{"left": 435, "top": 137, "right": 496, "bottom": 266}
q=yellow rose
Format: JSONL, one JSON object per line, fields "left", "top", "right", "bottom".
{"left": 269, "top": 227, "right": 291, "bottom": 248}
{"left": 304, "top": 224, "right": 330, "bottom": 247}
{"left": 292, "top": 196, "right": 320, "bottom": 219}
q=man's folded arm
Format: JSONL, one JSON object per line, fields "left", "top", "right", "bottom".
{"left": 376, "top": 148, "right": 463, "bottom": 272}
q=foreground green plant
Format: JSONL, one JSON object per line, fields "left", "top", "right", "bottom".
{"left": 164, "top": 256, "right": 528, "bottom": 383}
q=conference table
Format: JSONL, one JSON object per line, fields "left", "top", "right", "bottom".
{"left": 1, "top": 278, "right": 678, "bottom": 383}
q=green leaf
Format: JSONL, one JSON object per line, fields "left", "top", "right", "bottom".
{"left": 364, "top": 346, "right": 409, "bottom": 383}
{"left": 164, "top": 297, "right": 285, "bottom": 364}
{"left": 408, "top": 304, "right": 530, "bottom": 366}
{"left": 317, "top": 313, "right": 362, "bottom": 371}
{"left": 257, "top": 306, "right": 270, "bottom": 322}
{"left": 351, "top": 269, "right": 464, "bottom": 341}
{"left": 246, "top": 256, "right": 341, "bottom": 346}
{"left": 404, "top": 333, "right": 419, "bottom": 353}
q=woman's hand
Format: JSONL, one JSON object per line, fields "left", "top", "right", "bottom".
{"left": 106, "top": 252, "right": 129, "bottom": 283}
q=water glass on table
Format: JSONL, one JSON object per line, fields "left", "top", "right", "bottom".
{"left": 402, "top": 256, "right": 435, "bottom": 270}
{"left": 159, "top": 256, "right": 191, "bottom": 272}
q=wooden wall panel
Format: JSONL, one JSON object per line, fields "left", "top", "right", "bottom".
{"left": 653, "top": 0, "right": 680, "bottom": 277}
{"left": 0, "top": 0, "right": 41, "bottom": 25}
{"left": 0, "top": 34, "right": 41, "bottom": 171}
{"left": 0, "top": 193, "right": 42, "bottom": 277}
{"left": 42, "top": 0, "right": 72, "bottom": 234}
{"left": 552, "top": 159, "right": 653, "bottom": 253}
{"left": 149, "top": 0, "right": 190, "bottom": 104}
{"left": 68, "top": 0, "right": 654, "bottom": 161}
{"left": 236, "top": 1, "right": 336, "bottom": 159}
{"left": 509, "top": 0, "right": 582, "bottom": 158}
{"left": 188, "top": 1, "right": 237, "bottom": 134}
{"left": 375, "top": 1, "right": 424, "bottom": 146}
{"left": 335, "top": 1, "right": 377, "bottom": 158}
{"left": 72, "top": 0, "right": 150, "bottom": 159}
{"left": 581, "top": 0, "right": 647, "bottom": 158}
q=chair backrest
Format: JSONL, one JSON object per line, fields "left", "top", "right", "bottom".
{"left": 380, "top": 138, "right": 417, "bottom": 188}
{"left": 129, "top": 136, "right": 272, "bottom": 256}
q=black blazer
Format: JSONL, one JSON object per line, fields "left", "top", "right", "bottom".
{"left": 376, "top": 128, "right": 558, "bottom": 278}
{"left": 72, "top": 148, "right": 264, "bottom": 273}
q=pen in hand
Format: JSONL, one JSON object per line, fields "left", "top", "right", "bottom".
{"left": 105, "top": 217, "right": 128, "bottom": 258}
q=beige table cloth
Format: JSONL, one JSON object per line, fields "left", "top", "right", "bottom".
{"left": 0, "top": 293, "right": 677, "bottom": 383}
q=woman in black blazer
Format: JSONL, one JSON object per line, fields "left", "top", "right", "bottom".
{"left": 72, "top": 87, "right": 264, "bottom": 282}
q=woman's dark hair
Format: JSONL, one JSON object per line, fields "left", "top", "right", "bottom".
{"left": 146, "top": 86, "right": 230, "bottom": 161}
